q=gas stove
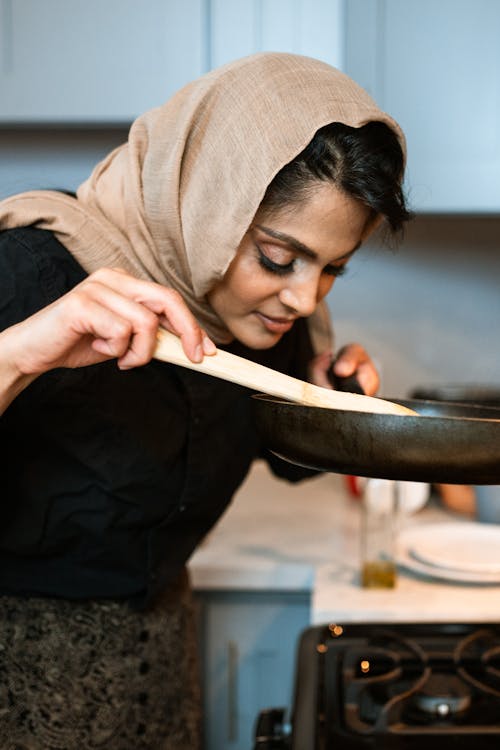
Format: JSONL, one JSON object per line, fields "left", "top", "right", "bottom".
{"left": 253, "top": 622, "right": 500, "bottom": 749}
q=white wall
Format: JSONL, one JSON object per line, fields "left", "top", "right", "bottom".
{"left": 1, "top": 130, "right": 499, "bottom": 398}
{"left": 329, "top": 215, "right": 500, "bottom": 397}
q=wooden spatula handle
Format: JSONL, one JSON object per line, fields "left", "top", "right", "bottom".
{"left": 153, "top": 328, "right": 415, "bottom": 416}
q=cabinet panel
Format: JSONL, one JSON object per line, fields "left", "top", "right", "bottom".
{"left": 0, "top": 0, "right": 205, "bottom": 123}
{"left": 210, "top": 0, "right": 344, "bottom": 69}
{"left": 197, "top": 590, "right": 310, "bottom": 750}
{"left": 345, "top": 0, "right": 500, "bottom": 212}
{"left": 0, "top": 0, "right": 344, "bottom": 124}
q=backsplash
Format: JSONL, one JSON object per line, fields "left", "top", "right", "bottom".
{"left": 0, "top": 129, "right": 127, "bottom": 199}
{"left": 329, "top": 215, "right": 500, "bottom": 397}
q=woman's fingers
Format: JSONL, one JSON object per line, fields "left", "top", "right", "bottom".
{"left": 333, "top": 343, "right": 380, "bottom": 396}
{"left": 6, "top": 269, "right": 217, "bottom": 377}
{"left": 83, "top": 269, "right": 215, "bottom": 365}
{"left": 63, "top": 283, "right": 157, "bottom": 368}
{"left": 309, "top": 344, "right": 380, "bottom": 396}
{"left": 307, "top": 350, "right": 334, "bottom": 389}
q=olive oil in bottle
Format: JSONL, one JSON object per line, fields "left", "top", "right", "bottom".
{"left": 361, "top": 560, "right": 397, "bottom": 588}
{"left": 360, "top": 479, "right": 398, "bottom": 589}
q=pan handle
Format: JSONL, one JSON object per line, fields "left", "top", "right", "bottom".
{"left": 328, "top": 366, "right": 365, "bottom": 395}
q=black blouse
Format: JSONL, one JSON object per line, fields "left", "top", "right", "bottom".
{"left": 0, "top": 227, "right": 315, "bottom": 608}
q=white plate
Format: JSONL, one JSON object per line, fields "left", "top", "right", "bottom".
{"left": 399, "top": 522, "right": 500, "bottom": 580}
{"left": 397, "top": 544, "right": 500, "bottom": 584}
{"left": 403, "top": 522, "right": 500, "bottom": 573}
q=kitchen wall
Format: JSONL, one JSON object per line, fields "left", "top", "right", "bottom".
{"left": 329, "top": 214, "right": 500, "bottom": 398}
{"left": 0, "top": 128, "right": 128, "bottom": 198}
{"left": 1, "top": 128, "right": 499, "bottom": 397}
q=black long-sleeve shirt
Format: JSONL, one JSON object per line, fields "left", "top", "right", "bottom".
{"left": 0, "top": 227, "right": 315, "bottom": 608}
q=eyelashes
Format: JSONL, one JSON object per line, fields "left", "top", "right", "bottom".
{"left": 257, "top": 246, "right": 295, "bottom": 276}
{"left": 324, "top": 264, "right": 348, "bottom": 278}
{"left": 256, "top": 244, "right": 348, "bottom": 278}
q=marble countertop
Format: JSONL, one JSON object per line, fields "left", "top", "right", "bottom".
{"left": 189, "top": 461, "right": 500, "bottom": 624}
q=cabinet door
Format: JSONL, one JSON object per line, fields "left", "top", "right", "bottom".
{"left": 0, "top": 0, "right": 205, "bottom": 123}
{"left": 345, "top": 0, "right": 500, "bottom": 212}
{"left": 209, "top": 0, "right": 344, "bottom": 69}
{"left": 197, "top": 590, "right": 310, "bottom": 750}
{"left": 0, "top": 0, "right": 344, "bottom": 124}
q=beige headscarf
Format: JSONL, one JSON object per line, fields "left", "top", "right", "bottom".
{"left": 0, "top": 52, "right": 405, "bottom": 348}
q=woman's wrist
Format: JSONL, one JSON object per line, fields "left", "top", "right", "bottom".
{"left": 0, "top": 328, "right": 38, "bottom": 414}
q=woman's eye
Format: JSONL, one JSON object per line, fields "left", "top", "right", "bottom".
{"left": 255, "top": 240, "right": 349, "bottom": 278}
{"left": 323, "top": 263, "right": 348, "bottom": 278}
{"left": 256, "top": 245, "right": 295, "bottom": 276}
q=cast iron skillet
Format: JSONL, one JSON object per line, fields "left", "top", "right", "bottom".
{"left": 252, "top": 394, "right": 500, "bottom": 485}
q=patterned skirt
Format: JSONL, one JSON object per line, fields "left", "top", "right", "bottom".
{"left": 0, "top": 571, "right": 201, "bottom": 750}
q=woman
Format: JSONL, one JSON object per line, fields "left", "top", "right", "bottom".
{"left": 0, "top": 53, "right": 410, "bottom": 748}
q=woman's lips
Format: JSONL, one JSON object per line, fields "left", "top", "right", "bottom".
{"left": 255, "top": 312, "right": 296, "bottom": 334}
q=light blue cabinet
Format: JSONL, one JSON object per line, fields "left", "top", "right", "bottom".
{"left": 344, "top": 0, "right": 500, "bottom": 213}
{"left": 196, "top": 589, "right": 310, "bottom": 750}
{"left": 209, "top": 0, "right": 344, "bottom": 70}
{"left": 0, "top": 0, "right": 343, "bottom": 124}
{"left": 0, "top": 0, "right": 206, "bottom": 123}
{"left": 2, "top": 0, "right": 499, "bottom": 212}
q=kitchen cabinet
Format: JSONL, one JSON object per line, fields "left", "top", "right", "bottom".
{"left": 0, "top": 0, "right": 343, "bottom": 124}
{"left": 0, "top": 0, "right": 206, "bottom": 123}
{"left": 209, "top": 0, "right": 344, "bottom": 70}
{"left": 196, "top": 589, "right": 310, "bottom": 750}
{"left": 3, "top": 0, "right": 499, "bottom": 212}
{"left": 344, "top": 0, "right": 500, "bottom": 213}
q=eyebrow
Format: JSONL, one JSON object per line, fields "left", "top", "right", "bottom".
{"left": 255, "top": 224, "right": 360, "bottom": 262}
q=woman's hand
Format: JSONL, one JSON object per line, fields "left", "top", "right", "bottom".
{"left": 308, "top": 343, "right": 380, "bottom": 396}
{"left": 0, "top": 267, "right": 215, "bottom": 412}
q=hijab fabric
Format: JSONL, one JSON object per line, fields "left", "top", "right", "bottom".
{"left": 0, "top": 52, "right": 405, "bottom": 347}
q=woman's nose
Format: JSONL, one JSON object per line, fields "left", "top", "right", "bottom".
{"left": 279, "top": 278, "right": 321, "bottom": 317}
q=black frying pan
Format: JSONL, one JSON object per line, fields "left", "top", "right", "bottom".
{"left": 252, "top": 394, "right": 500, "bottom": 485}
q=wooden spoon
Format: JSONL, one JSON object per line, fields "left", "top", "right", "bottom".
{"left": 154, "top": 328, "right": 416, "bottom": 416}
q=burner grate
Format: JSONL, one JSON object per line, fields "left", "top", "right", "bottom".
{"left": 315, "top": 623, "right": 500, "bottom": 743}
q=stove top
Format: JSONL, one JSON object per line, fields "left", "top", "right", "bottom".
{"left": 330, "top": 623, "right": 500, "bottom": 740}
{"left": 279, "top": 622, "right": 500, "bottom": 749}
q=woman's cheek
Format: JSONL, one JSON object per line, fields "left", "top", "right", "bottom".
{"left": 318, "top": 275, "right": 335, "bottom": 301}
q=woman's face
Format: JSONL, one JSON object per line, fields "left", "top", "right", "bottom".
{"left": 208, "top": 182, "right": 373, "bottom": 349}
